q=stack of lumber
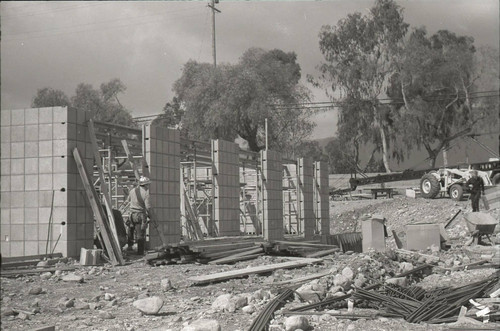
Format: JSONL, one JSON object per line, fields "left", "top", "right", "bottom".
{"left": 271, "top": 240, "right": 340, "bottom": 257}
{"left": 188, "top": 239, "right": 266, "bottom": 264}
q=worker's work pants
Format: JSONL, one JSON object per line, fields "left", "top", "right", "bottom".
{"left": 470, "top": 191, "right": 481, "bottom": 212}
{"left": 128, "top": 212, "right": 148, "bottom": 254}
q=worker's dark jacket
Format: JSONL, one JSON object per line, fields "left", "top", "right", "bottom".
{"left": 466, "top": 177, "right": 485, "bottom": 194}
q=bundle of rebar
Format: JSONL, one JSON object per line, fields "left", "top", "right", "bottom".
{"left": 354, "top": 275, "right": 499, "bottom": 324}
{"left": 248, "top": 288, "right": 294, "bottom": 331}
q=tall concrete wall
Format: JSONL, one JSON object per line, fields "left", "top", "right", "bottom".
{"left": 261, "top": 150, "right": 283, "bottom": 241}
{"left": 1, "top": 107, "right": 94, "bottom": 257}
{"left": 314, "top": 161, "right": 330, "bottom": 235}
{"left": 143, "top": 125, "right": 181, "bottom": 247}
{"left": 212, "top": 139, "right": 240, "bottom": 236}
{"left": 298, "top": 158, "right": 315, "bottom": 239}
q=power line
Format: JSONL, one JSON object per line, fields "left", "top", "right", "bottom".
{"left": 1, "top": 2, "right": 109, "bottom": 20}
{"left": 3, "top": 4, "right": 202, "bottom": 37}
{"left": 2, "top": 9, "right": 207, "bottom": 43}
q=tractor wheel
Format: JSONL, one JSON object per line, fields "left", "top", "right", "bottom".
{"left": 420, "top": 173, "right": 440, "bottom": 199}
{"left": 492, "top": 173, "right": 500, "bottom": 185}
{"left": 449, "top": 184, "right": 464, "bottom": 201}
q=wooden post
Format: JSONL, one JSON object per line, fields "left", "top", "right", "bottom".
{"left": 73, "top": 148, "right": 124, "bottom": 265}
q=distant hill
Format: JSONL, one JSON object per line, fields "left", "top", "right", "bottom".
{"left": 315, "top": 136, "right": 334, "bottom": 149}
{"left": 313, "top": 133, "right": 499, "bottom": 172}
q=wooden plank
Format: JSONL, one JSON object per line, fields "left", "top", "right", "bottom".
{"left": 121, "top": 139, "right": 141, "bottom": 180}
{"left": 202, "top": 245, "right": 262, "bottom": 259}
{"left": 208, "top": 253, "right": 262, "bottom": 265}
{"left": 1, "top": 257, "right": 63, "bottom": 269}
{"left": 0, "top": 266, "right": 76, "bottom": 277}
{"left": 190, "top": 242, "right": 256, "bottom": 253}
{"left": 181, "top": 180, "right": 205, "bottom": 240}
{"left": 2, "top": 253, "right": 62, "bottom": 263}
{"left": 208, "top": 247, "right": 264, "bottom": 264}
{"left": 305, "top": 248, "right": 340, "bottom": 258}
{"left": 188, "top": 258, "right": 323, "bottom": 285}
{"left": 88, "top": 119, "right": 120, "bottom": 247}
{"left": 272, "top": 241, "right": 338, "bottom": 249}
{"left": 73, "top": 148, "right": 124, "bottom": 265}
{"left": 271, "top": 271, "right": 331, "bottom": 286}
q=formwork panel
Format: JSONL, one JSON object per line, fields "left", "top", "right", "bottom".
{"left": 0, "top": 107, "right": 94, "bottom": 258}
{"left": 212, "top": 139, "right": 240, "bottom": 236}
{"left": 314, "top": 161, "right": 330, "bottom": 236}
{"left": 144, "top": 124, "right": 181, "bottom": 247}
{"left": 261, "top": 150, "right": 283, "bottom": 241}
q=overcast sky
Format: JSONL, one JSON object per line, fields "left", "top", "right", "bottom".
{"left": 1, "top": 0, "right": 499, "bottom": 139}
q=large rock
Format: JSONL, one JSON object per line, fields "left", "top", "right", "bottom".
{"left": 182, "top": 319, "right": 221, "bottom": 331}
{"left": 211, "top": 294, "right": 247, "bottom": 312}
{"left": 161, "top": 278, "right": 173, "bottom": 291}
{"left": 386, "top": 277, "right": 407, "bottom": 287}
{"left": 341, "top": 267, "right": 354, "bottom": 280}
{"left": 62, "top": 273, "right": 84, "bottom": 283}
{"left": 333, "top": 274, "right": 351, "bottom": 289}
{"left": 133, "top": 296, "right": 164, "bottom": 315}
{"left": 284, "top": 316, "right": 310, "bottom": 331}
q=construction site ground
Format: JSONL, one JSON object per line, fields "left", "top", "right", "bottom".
{"left": 1, "top": 193, "right": 499, "bottom": 331}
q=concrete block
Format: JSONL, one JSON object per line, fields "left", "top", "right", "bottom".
{"left": 53, "top": 106, "right": 68, "bottom": 122}
{"left": 53, "top": 207, "right": 68, "bottom": 223}
{"left": 25, "top": 141, "right": 39, "bottom": 157}
{"left": 10, "top": 241, "right": 24, "bottom": 257}
{"left": 39, "top": 208, "right": 51, "bottom": 223}
{"left": 25, "top": 191, "right": 39, "bottom": 207}
{"left": 39, "top": 174, "right": 53, "bottom": 190}
{"left": 11, "top": 109, "right": 24, "bottom": 125}
{"left": 53, "top": 140, "right": 68, "bottom": 156}
{"left": 0, "top": 192, "right": 10, "bottom": 208}
{"left": 53, "top": 190, "right": 68, "bottom": 207}
{"left": 38, "top": 107, "right": 53, "bottom": 124}
{"left": 39, "top": 191, "right": 53, "bottom": 207}
{"left": 1, "top": 159, "right": 10, "bottom": 175}
{"left": 1, "top": 126, "right": 10, "bottom": 142}
{"left": 25, "top": 208, "right": 39, "bottom": 224}
{"left": 9, "top": 191, "right": 23, "bottom": 208}
{"left": 1, "top": 142, "right": 10, "bottom": 159}
{"left": 1, "top": 241, "right": 10, "bottom": 257}
{"left": 10, "top": 175, "right": 24, "bottom": 191}
{"left": 1, "top": 208, "right": 10, "bottom": 224}
{"left": 406, "top": 224, "right": 440, "bottom": 251}
{"left": 53, "top": 156, "right": 68, "bottom": 173}
{"left": 362, "top": 218, "right": 386, "bottom": 252}
{"left": 53, "top": 122, "right": 67, "bottom": 140}
{"left": 1, "top": 109, "right": 11, "bottom": 127}
{"left": 39, "top": 140, "right": 53, "bottom": 157}
{"left": 9, "top": 210, "right": 24, "bottom": 225}
{"left": 25, "top": 174, "right": 39, "bottom": 191}
{"left": 38, "top": 124, "right": 53, "bottom": 140}
{"left": 24, "top": 125, "right": 39, "bottom": 141}
{"left": 25, "top": 158, "right": 38, "bottom": 174}
{"left": 25, "top": 224, "right": 39, "bottom": 241}
{"left": 10, "top": 142, "right": 25, "bottom": 158}
{"left": 39, "top": 157, "right": 53, "bottom": 173}
{"left": 11, "top": 224, "right": 24, "bottom": 241}
{"left": 11, "top": 159, "right": 24, "bottom": 175}
{"left": 25, "top": 108, "right": 39, "bottom": 125}
{"left": 25, "top": 241, "right": 39, "bottom": 255}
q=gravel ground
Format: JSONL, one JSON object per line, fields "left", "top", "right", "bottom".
{"left": 1, "top": 195, "right": 499, "bottom": 331}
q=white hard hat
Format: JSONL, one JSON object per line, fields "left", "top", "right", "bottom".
{"left": 139, "top": 176, "right": 151, "bottom": 185}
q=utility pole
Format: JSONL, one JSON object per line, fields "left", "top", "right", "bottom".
{"left": 208, "top": 0, "right": 220, "bottom": 67}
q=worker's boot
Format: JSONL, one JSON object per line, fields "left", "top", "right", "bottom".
{"left": 137, "top": 239, "right": 145, "bottom": 255}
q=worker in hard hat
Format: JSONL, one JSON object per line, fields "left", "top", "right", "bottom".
{"left": 466, "top": 170, "right": 485, "bottom": 212}
{"left": 126, "top": 176, "right": 153, "bottom": 255}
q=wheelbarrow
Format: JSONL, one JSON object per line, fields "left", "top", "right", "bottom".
{"left": 463, "top": 212, "right": 498, "bottom": 246}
